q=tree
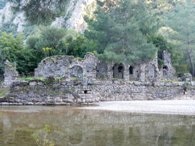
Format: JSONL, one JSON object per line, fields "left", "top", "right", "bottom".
{"left": 164, "top": 0, "right": 195, "bottom": 76}
{"left": 26, "top": 27, "right": 94, "bottom": 61}
{"left": 0, "top": 32, "right": 36, "bottom": 75}
{"left": 26, "top": 27, "right": 68, "bottom": 60}
{"left": 85, "top": 0, "right": 159, "bottom": 64}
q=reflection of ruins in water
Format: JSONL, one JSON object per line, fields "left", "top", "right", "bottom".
{"left": 0, "top": 107, "right": 195, "bottom": 146}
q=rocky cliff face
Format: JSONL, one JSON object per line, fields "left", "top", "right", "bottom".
{"left": 0, "top": 0, "right": 96, "bottom": 33}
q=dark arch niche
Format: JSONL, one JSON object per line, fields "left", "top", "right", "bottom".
{"left": 129, "top": 66, "right": 134, "bottom": 75}
{"left": 113, "top": 63, "right": 124, "bottom": 79}
{"left": 70, "top": 65, "right": 83, "bottom": 79}
{"left": 163, "top": 65, "right": 168, "bottom": 76}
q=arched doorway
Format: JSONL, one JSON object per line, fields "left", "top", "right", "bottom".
{"left": 70, "top": 65, "right": 83, "bottom": 80}
{"left": 129, "top": 66, "right": 134, "bottom": 75}
{"left": 163, "top": 65, "right": 168, "bottom": 76}
{"left": 129, "top": 65, "right": 135, "bottom": 80}
{"left": 113, "top": 63, "right": 124, "bottom": 79}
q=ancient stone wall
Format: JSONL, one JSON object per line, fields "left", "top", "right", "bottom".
{"left": 160, "top": 50, "right": 176, "bottom": 79}
{"left": 2, "top": 79, "right": 195, "bottom": 105}
{"left": 3, "top": 60, "right": 19, "bottom": 87}
{"left": 34, "top": 55, "right": 75, "bottom": 78}
{"left": 34, "top": 53, "right": 98, "bottom": 85}
{"left": 34, "top": 51, "right": 175, "bottom": 83}
{"left": 0, "top": 51, "right": 183, "bottom": 105}
{"left": 93, "top": 81, "right": 187, "bottom": 101}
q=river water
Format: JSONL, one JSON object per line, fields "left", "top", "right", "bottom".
{"left": 0, "top": 105, "right": 195, "bottom": 146}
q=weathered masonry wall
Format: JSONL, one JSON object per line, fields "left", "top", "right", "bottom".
{"left": 1, "top": 51, "right": 194, "bottom": 105}
{"left": 93, "top": 81, "right": 192, "bottom": 101}
{"left": 1, "top": 80, "right": 195, "bottom": 105}
{"left": 33, "top": 51, "right": 175, "bottom": 84}
{"left": 3, "top": 60, "right": 19, "bottom": 87}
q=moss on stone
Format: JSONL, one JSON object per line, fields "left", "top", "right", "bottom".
{"left": 0, "top": 87, "right": 9, "bottom": 98}
{"left": 20, "top": 76, "right": 45, "bottom": 82}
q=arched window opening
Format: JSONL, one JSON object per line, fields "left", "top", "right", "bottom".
{"left": 163, "top": 65, "right": 168, "bottom": 76}
{"left": 129, "top": 66, "right": 134, "bottom": 75}
{"left": 113, "top": 63, "right": 124, "bottom": 79}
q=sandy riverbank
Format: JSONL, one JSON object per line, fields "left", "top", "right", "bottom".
{"left": 82, "top": 100, "right": 195, "bottom": 115}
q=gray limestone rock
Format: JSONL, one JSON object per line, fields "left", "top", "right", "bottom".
{"left": 160, "top": 50, "right": 176, "bottom": 79}
{"left": 3, "top": 60, "right": 19, "bottom": 87}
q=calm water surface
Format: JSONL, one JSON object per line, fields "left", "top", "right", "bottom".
{"left": 0, "top": 106, "right": 195, "bottom": 146}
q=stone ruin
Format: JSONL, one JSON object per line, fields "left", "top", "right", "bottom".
{"left": 35, "top": 53, "right": 98, "bottom": 85}
{"left": 34, "top": 51, "right": 176, "bottom": 83}
{"left": 159, "top": 50, "right": 176, "bottom": 79}
{"left": 3, "top": 60, "right": 19, "bottom": 87}
{"left": 2, "top": 51, "right": 195, "bottom": 105}
{"left": 2, "top": 51, "right": 176, "bottom": 88}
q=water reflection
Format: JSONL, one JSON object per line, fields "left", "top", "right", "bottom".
{"left": 0, "top": 106, "right": 194, "bottom": 146}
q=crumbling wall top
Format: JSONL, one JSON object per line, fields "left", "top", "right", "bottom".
{"left": 3, "top": 60, "right": 19, "bottom": 87}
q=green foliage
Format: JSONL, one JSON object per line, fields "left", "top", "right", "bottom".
{"left": 1, "top": 0, "right": 193, "bottom": 77}
{"left": 27, "top": 27, "right": 67, "bottom": 60}
{"left": 175, "top": 64, "right": 189, "bottom": 75}
{"left": 0, "top": 27, "right": 94, "bottom": 76}
{"left": 23, "top": 0, "right": 70, "bottom": 25}
{"left": 146, "top": 0, "right": 183, "bottom": 14}
{"left": 0, "top": 32, "right": 36, "bottom": 75}
{"left": 66, "top": 35, "right": 97, "bottom": 58}
{"left": 85, "top": 0, "right": 159, "bottom": 64}
{"left": 27, "top": 27, "right": 94, "bottom": 59}
{"left": 20, "top": 76, "right": 45, "bottom": 82}
{"left": 149, "top": 35, "right": 181, "bottom": 69}
{"left": 164, "top": 0, "right": 195, "bottom": 76}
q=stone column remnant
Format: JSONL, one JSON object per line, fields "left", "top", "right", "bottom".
{"left": 3, "top": 60, "right": 19, "bottom": 87}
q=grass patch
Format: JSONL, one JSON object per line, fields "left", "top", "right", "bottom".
{"left": 0, "top": 87, "right": 9, "bottom": 98}
{"left": 19, "top": 76, "right": 45, "bottom": 82}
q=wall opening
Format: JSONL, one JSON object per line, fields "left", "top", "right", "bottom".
{"left": 129, "top": 66, "right": 134, "bottom": 75}
{"left": 84, "top": 90, "right": 88, "bottom": 94}
{"left": 113, "top": 63, "right": 124, "bottom": 79}
{"left": 163, "top": 65, "right": 168, "bottom": 76}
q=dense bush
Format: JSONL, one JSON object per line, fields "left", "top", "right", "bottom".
{"left": 0, "top": 32, "right": 36, "bottom": 75}
{"left": 26, "top": 27, "right": 95, "bottom": 59}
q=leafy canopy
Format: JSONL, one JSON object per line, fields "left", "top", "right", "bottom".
{"left": 164, "top": 0, "right": 195, "bottom": 75}
{"left": 85, "top": 0, "right": 160, "bottom": 64}
{"left": 0, "top": 32, "right": 36, "bottom": 75}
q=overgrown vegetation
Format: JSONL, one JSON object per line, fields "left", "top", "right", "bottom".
{"left": 0, "top": 0, "right": 195, "bottom": 77}
{"left": 85, "top": 0, "right": 160, "bottom": 64}
{"left": 0, "top": 27, "right": 93, "bottom": 76}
